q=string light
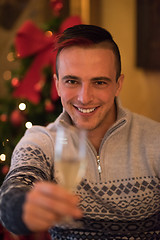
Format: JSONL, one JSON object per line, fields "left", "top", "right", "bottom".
{"left": 11, "top": 77, "right": 19, "bottom": 87}
{"left": 19, "top": 103, "right": 26, "bottom": 111}
{"left": 7, "top": 52, "right": 14, "bottom": 62}
{"left": 25, "top": 122, "right": 32, "bottom": 129}
{"left": 2, "top": 139, "right": 9, "bottom": 147}
{"left": 45, "top": 31, "right": 53, "bottom": 37}
{"left": 0, "top": 114, "right": 7, "bottom": 122}
{"left": 0, "top": 154, "right": 6, "bottom": 162}
{"left": 16, "top": 52, "right": 20, "bottom": 58}
{"left": 3, "top": 70, "right": 11, "bottom": 80}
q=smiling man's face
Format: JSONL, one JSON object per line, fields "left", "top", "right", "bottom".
{"left": 55, "top": 45, "right": 123, "bottom": 134}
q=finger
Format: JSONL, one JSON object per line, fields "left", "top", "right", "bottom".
{"left": 23, "top": 201, "right": 61, "bottom": 231}
{"left": 26, "top": 186, "right": 82, "bottom": 219}
{"left": 23, "top": 211, "right": 59, "bottom": 232}
{"left": 34, "top": 182, "right": 80, "bottom": 205}
{"left": 47, "top": 196, "right": 83, "bottom": 219}
{"left": 23, "top": 202, "right": 55, "bottom": 223}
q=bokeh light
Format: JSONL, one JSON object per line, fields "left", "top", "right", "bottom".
{"left": 19, "top": 103, "right": 26, "bottom": 111}
{"left": 25, "top": 122, "right": 32, "bottom": 129}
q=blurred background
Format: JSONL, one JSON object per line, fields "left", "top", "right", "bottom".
{"left": 0, "top": 0, "right": 160, "bottom": 239}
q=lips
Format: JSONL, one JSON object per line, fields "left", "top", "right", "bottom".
{"left": 74, "top": 106, "right": 97, "bottom": 113}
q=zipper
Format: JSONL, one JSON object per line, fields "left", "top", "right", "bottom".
{"left": 96, "top": 155, "right": 102, "bottom": 181}
{"left": 95, "top": 120, "right": 126, "bottom": 181}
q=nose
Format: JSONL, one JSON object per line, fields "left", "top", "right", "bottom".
{"left": 77, "top": 83, "right": 93, "bottom": 104}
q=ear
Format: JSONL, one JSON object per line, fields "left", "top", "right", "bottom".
{"left": 115, "top": 74, "right": 124, "bottom": 97}
{"left": 54, "top": 74, "right": 61, "bottom": 97}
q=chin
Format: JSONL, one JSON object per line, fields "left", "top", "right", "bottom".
{"left": 74, "top": 122, "right": 95, "bottom": 131}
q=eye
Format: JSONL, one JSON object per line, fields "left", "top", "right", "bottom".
{"left": 95, "top": 80, "right": 107, "bottom": 85}
{"left": 94, "top": 80, "right": 108, "bottom": 88}
{"left": 64, "top": 79, "right": 80, "bottom": 88}
{"left": 66, "top": 79, "right": 78, "bottom": 84}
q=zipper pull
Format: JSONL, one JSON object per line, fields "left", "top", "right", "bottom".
{"left": 96, "top": 155, "right": 102, "bottom": 181}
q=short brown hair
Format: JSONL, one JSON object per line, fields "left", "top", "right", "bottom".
{"left": 55, "top": 24, "right": 121, "bottom": 81}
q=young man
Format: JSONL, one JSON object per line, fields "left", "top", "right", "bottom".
{"left": 0, "top": 24, "right": 160, "bottom": 239}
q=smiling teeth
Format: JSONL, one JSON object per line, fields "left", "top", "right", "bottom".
{"left": 77, "top": 107, "right": 96, "bottom": 113}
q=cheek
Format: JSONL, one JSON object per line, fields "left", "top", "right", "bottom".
{"left": 99, "top": 88, "right": 116, "bottom": 102}
{"left": 59, "top": 89, "right": 73, "bottom": 103}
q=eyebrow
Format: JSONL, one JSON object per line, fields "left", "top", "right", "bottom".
{"left": 62, "top": 75, "right": 112, "bottom": 82}
{"left": 91, "top": 76, "right": 112, "bottom": 82}
{"left": 62, "top": 75, "right": 80, "bottom": 81}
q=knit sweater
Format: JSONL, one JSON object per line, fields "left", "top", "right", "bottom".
{"left": 0, "top": 102, "right": 160, "bottom": 240}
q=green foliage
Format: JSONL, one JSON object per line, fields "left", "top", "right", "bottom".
{"left": 0, "top": 19, "right": 63, "bottom": 185}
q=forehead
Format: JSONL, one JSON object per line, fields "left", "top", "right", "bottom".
{"left": 57, "top": 46, "right": 117, "bottom": 79}
{"left": 57, "top": 45, "right": 116, "bottom": 67}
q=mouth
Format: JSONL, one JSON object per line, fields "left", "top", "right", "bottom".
{"left": 74, "top": 106, "right": 98, "bottom": 113}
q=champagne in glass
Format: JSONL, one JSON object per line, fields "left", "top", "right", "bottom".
{"left": 54, "top": 125, "right": 87, "bottom": 192}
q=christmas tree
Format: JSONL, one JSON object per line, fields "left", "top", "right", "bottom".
{"left": 0, "top": 0, "right": 81, "bottom": 186}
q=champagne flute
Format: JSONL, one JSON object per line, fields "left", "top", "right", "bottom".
{"left": 54, "top": 123, "right": 87, "bottom": 227}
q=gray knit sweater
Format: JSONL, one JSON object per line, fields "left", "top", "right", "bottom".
{"left": 0, "top": 101, "right": 160, "bottom": 239}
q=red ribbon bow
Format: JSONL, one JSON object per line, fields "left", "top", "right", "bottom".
{"left": 13, "top": 16, "right": 82, "bottom": 104}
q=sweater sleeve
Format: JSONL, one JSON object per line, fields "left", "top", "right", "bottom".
{"left": 0, "top": 182, "right": 31, "bottom": 235}
{"left": 0, "top": 126, "right": 54, "bottom": 235}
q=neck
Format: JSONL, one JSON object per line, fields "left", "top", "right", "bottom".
{"left": 88, "top": 133, "right": 104, "bottom": 153}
